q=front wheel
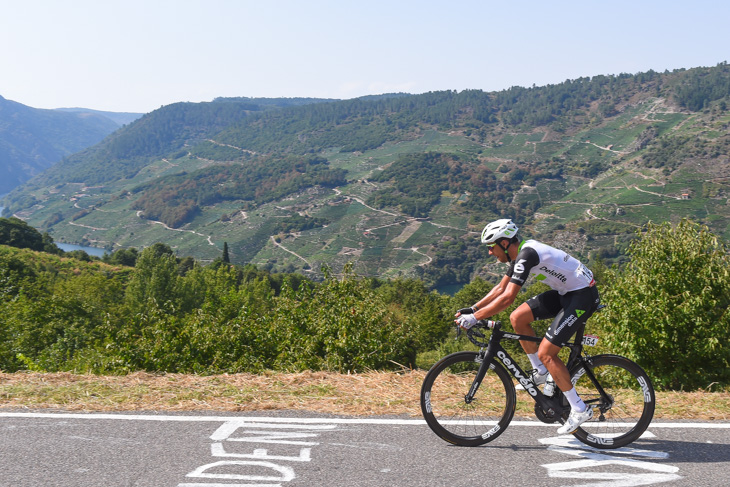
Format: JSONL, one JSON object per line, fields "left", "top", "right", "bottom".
{"left": 569, "top": 354, "right": 655, "bottom": 449}
{"left": 420, "top": 351, "right": 516, "bottom": 446}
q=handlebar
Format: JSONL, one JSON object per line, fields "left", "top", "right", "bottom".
{"left": 456, "top": 320, "right": 501, "bottom": 347}
{"left": 477, "top": 319, "right": 500, "bottom": 330}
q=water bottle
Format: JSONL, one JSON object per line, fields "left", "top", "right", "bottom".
{"left": 543, "top": 374, "right": 555, "bottom": 397}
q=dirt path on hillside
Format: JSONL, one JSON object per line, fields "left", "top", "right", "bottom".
{"left": 68, "top": 221, "right": 108, "bottom": 231}
{"left": 270, "top": 236, "right": 312, "bottom": 268}
{"left": 332, "top": 188, "right": 399, "bottom": 217}
{"left": 394, "top": 246, "right": 433, "bottom": 266}
{"left": 583, "top": 141, "right": 628, "bottom": 155}
{"left": 135, "top": 211, "right": 218, "bottom": 247}
{"left": 205, "top": 139, "right": 258, "bottom": 156}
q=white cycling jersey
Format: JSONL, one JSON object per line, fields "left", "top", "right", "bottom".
{"left": 507, "top": 239, "right": 594, "bottom": 295}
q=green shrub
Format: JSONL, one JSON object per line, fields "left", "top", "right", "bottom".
{"left": 594, "top": 219, "right": 730, "bottom": 389}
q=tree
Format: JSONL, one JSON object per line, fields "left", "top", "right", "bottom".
{"left": 222, "top": 242, "right": 230, "bottom": 264}
{"left": 593, "top": 219, "right": 730, "bottom": 389}
{"left": 124, "top": 245, "right": 182, "bottom": 315}
{"left": 271, "top": 265, "right": 414, "bottom": 371}
{"left": 105, "top": 247, "right": 139, "bottom": 267}
{"left": 0, "top": 217, "right": 61, "bottom": 254}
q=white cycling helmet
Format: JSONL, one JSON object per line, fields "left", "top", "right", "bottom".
{"left": 481, "top": 219, "right": 519, "bottom": 244}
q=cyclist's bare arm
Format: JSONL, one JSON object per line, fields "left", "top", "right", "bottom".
{"left": 471, "top": 274, "right": 511, "bottom": 310}
{"left": 472, "top": 280, "right": 521, "bottom": 321}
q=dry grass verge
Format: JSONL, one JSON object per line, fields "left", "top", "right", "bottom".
{"left": 1, "top": 371, "right": 729, "bottom": 421}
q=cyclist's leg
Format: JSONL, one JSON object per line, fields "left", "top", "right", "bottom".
{"left": 512, "top": 290, "right": 561, "bottom": 354}
{"left": 512, "top": 291, "right": 562, "bottom": 380}
{"left": 540, "top": 286, "right": 601, "bottom": 407}
{"left": 543, "top": 286, "right": 600, "bottom": 349}
{"left": 540, "top": 328, "right": 590, "bottom": 433}
{"left": 510, "top": 303, "right": 539, "bottom": 354}
{"left": 570, "top": 355, "right": 655, "bottom": 448}
{"left": 538, "top": 339, "right": 572, "bottom": 391}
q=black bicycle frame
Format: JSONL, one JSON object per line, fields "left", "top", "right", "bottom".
{"left": 465, "top": 320, "right": 606, "bottom": 417}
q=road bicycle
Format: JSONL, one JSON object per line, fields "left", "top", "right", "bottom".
{"left": 420, "top": 306, "right": 655, "bottom": 449}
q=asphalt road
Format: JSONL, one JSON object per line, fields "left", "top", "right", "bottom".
{"left": 1, "top": 411, "right": 728, "bottom": 486}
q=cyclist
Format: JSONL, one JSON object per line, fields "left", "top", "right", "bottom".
{"left": 455, "top": 219, "right": 600, "bottom": 434}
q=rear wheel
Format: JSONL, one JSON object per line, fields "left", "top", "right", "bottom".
{"left": 569, "top": 354, "right": 655, "bottom": 449}
{"left": 420, "top": 351, "right": 515, "bottom": 446}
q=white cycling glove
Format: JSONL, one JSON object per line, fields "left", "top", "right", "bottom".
{"left": 456, "top": 314, "right": 478, "bottom": 329}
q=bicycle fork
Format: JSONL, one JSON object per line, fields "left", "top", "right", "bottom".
{"left": 464, "top": 323, "right": 506, "bottom": 404}
{"left": 465, "top": 347, "right": 495, "bottom": 404}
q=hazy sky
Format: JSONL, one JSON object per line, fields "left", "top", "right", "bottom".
{"left": 2, "top": 0, "right": 728, "bottom": 114}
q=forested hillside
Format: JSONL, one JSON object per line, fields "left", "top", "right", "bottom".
{"left": 15, "top": 96, "right": 336, "bottom": 188}
{"left": 2, "top": 63, "right": 729, "bottom": 289}
{"left": 0, "top": 95, "right": 127, "bottom": 193}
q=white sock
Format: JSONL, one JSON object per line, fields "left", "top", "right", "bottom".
{"left": 527, "top": 353, "right": 547, "bottom": 375}
{"left": 563, "top": 387, "right": 586, "bottom": 412}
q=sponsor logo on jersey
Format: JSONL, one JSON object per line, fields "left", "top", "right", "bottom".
{"left": 538, "top": 265, "right": 567, "bottom": 283}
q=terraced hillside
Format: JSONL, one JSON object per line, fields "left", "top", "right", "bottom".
{"left": 3, "top": 65, "right": 729, "bottom": 288}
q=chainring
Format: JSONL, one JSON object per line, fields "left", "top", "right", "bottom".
{"left": 534, "top": 402, "right": 570, "bottom": 424}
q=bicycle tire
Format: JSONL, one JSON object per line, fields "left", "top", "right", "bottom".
{"left": 420, "top": 351, "right": 516, "bottom": 446}
{"left": 568, "top": 354, "right": 655, "bottom": 449}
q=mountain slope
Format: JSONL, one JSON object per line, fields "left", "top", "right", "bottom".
{"left": 0, "top": 96, "right": 134, "bottom": 193}
{"left": 2, "top": 64, "right": 729, "bottom": 288}
{"left": 14, "top": 97, "right": 339, "bottom": 189}
{"left": 54, "top": 107, "right": 143, "bottom": 127}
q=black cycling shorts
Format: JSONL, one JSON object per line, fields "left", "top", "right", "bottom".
{"left": 526, "top": 286, "right": 600, "bottom": 346}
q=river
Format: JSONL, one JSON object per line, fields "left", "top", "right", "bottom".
{"left": 56, "top": 242, "right": 108, "bottom": 257}
{"left": 2, "top": 202, "right": 107, "bottom": 257}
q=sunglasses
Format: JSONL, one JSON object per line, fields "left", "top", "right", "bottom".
{"left": 487, "top": 240, "right": 506, "bottom": 250}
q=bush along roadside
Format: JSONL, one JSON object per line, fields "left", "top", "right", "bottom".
{"left": 2, "top": 218, "right": 730, "bottom": 391}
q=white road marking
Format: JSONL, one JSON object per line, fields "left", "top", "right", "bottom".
{"left": 179, "top": 484, "right": 279, "bottom": 487}
{"left": 1, "top": 412, "right": 729, "bottom": 429}
{"left": 180, "top": 419, "right": 337, "bottom": 486}
{"left": 540, "top": 435, "right": 681, "bottom": 486}
{"left": 541, "top": 435, "right": 667, "bottom": 458}
{"left": 3, "top": 412, "right": 710, "bottom": 486}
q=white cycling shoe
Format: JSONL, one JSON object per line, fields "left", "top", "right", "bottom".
{"left": 515, "top": 370, "right": 549, "bottom": 390}
{"left": 557, "top": 407, "right": 594, "bottom": 435}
